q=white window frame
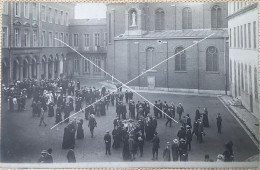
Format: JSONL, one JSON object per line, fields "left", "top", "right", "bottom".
{"left": 103, "top": 32, "right": 107, "bottom": 47}
{"left": 14, "top": 2, "right": 21, "bottom": 17}
{"left": 2, "top": 26, "right": 8, "bottom": 47}
{"left": 84, "top": 34, "right": 90, "bottom": 47}
{"left": 60, "top": 33, "right": 64, "bottom": 47}
{"left": 14, "top": 28, "right": 21, "bottom": 47}
{"left": 41, "top": 30, "right": 46, "bottom": 47}
{"left": 41, "top": 5, "right": 46, "bottom": 22}
{"left": 55, "top": 9, "right": 58, "bottom": 24}
{"left": 54, "top": 32, "right": 58, "bottom": 47}
{"left": 94, "top": 33, "right": 100, "bottom": 46}
{"left": 73, "top": 34, "right": 79, "bottom": 47}
{"left": 24, "top": 29, "right": 30, "bottom": 47}
{"left": 65, "top": 33, "right": 69, "bottom": 44}
{"left": 32, "top": 3, "right": 37, "bottom": 20}
{"left": 33, "top": 30, "right": 38, "bottom": 47}
{"left": 84, "top": 59, "right": 90, "bottom": 73}
{"left": 65, "top": 12, "right": 68, "bottom": 26}
{"left": 3, "top": 2, "right": 8, "bottom": 15}
{"left": 24, "top": 2, "right": 29, "bottom": 19}
{"left": 48, "top": 7, "right": 52, "bottom": 23}
{"left": 48, "top": 32, "right": 53, "bottom": 47}
{"left": 60, "top": 11, "right": 64, "bottom": 25}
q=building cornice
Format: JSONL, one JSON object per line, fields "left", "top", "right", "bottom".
{"left": 227, "top": 3, "right": 258, "bottom": 20}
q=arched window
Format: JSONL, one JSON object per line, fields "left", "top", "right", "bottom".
{"left": 206, "top": 46, "right": 218, "bottom": 71}
{"left": 146, "top": 47, "right": 155, "bottom": 70}
{"left": 182, "top": 7, "right": 192, "bottom": 29}
{"left": 129, "top": 9, "right": 137, "bottom": 27}
{"left": 175, "top": 47, "right": 186, "bottom": 71}
{"left": 155, "top": 8, "right": 165, "bottom": 31}
{"left": 211, "top": 5, "right": 222, "bottom": 29}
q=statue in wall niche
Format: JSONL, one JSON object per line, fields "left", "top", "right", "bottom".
{"left": 131, "top": 11, "right": 137, "bottom": 26}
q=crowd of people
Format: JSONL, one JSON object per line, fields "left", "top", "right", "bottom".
{"left": 2, "top": 78, "right": 233, "bottom": 163}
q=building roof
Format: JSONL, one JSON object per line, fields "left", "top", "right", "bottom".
{"left": 69, "top": 18, "right": 106, "bottom": 26}
{"left": 116, "top": 29, "right": 228, "bottom": 39}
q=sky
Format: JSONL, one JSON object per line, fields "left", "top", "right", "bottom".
{"left": 74, "top": 3, "right": 107, "bottom": 19}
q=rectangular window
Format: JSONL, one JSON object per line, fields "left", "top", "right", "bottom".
{"left": 108, "top": 13, "right": 112, "bottom": 43}
{"left": 55, "top": 9, "right": 58, "bottom": 24}
{"left": 229, "top": 28, "right": 232, "bottom": 47}
{"left": 104, "top": 32, "right": 107, "bottom": 47}
{"left": 41, "top": 31, "right": 45, "bottom": 47}
{"left": 84, "top": 59, "right": 90, "bottom": 73}
{"left": 60, "top": 11, "right": 64, "bottom": 25}
{"left": 48, "top": 8, "right": 52, "bottom": 23}
{"left": 3, "top": 2, "right": 8, "bottom": 15}
{"left": 2, "top": 27, "right": 8, "bottom": 47}
{"left": 84, "top": 34, "right": 90, "bottom": 47}
{"left": 248, "top": 23, "right": 251, "bottom": 48}
{"left": 24, "top": 29, "right": 30, "bottom": 47}
{"left": 241, "top": 64, "right": 244, "bottom": 91}
{"left": 237, "top": 26, "right": 240, "bottom": 48}
{"left": 14, "top": 28, "right": 20, "bottom": 47}
{"left": 65, "top": 13, "right": 68, "bottom": 26}
{"left": 244, "top": 24, "right": 247, "bottom": 48}
{"left": 41, "top": 5, "right": 46, "bottom": 21}
{"left": 94, "top": 33, "right": 100, "bottom": 46}
{"left": 65, "top": 33, "right": 69, "bottom": 44}
{"left": 32, "top": 3, "right": 37, "bottom": 20}
{"left": 245, "top": 65, "right": 248, "bottom": 93}
{"left": 234, "top": 27, "right": 236, "bottom": 48}
{"left": 48, "top": 32, "right": 53, "bottom": 47}
{"left": 33, "top": 30, "right": 38, "bottom": 47}
{"left": 54, "top": 32, "right": 58, "bottom": 47}
{"left": 15, "top": 2, "right": 20, "bottom": 17}
{"left": 93, "top": 57, "right": 101, "bottom": 72}
{"left": 253, "top": 21, "right": 257, "bottom": 49}
{"left": 73, "top": 34, "right": 78, "bottom": 47}
{"left": 24, "top": 2, "right": 29, "bottom": 18}
{"left": 241, "top": 25, "right": 243, "bottom": 48}
{"left": 60, "top": 33, "right": 64, "bottom": 47}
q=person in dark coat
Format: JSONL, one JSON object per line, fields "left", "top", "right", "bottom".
{"left": 202, "top": 108, "right": 209, "bottom": 127}
{"left": 195, "top": 107, "right": 201, "bottom": 121}
{"left": 163, "top": 101, "right": 168, "bottom": 119}
{"left": 122, "top": 103, "right": 127, "bottom": 119}
{"left": 122, "top": 134, "right": 130, "bottom": 160}
{"left": 55, "top": 106, "right": 62, "bottom": 124}
{"left": 163, "top": 142, "right": 171, "bottom": 161}
{"left": 198, "top": 120, "right": 204, "bottom": 143}
{"left": 113, "top": 116, "right": 119, "bottom": 129}
{"left": 104, "top": 130, "right": 112, "bottom": 155}
{"left": 45, "top": 148, "right": 53, "bottom": 163}
{"left": 62, "top": 124, "right": 73, "bottom": 149}
{"left": 48, "top": 102, "right": 55, "bottom": 117}
{"left": 31, "top": 100, "right": 37, "bottom": 117}
{"left": 112, "top": 126, "right": 120, "bottom": 149}
{"left": 223, "top": 141, "right": 234, "bottom": 162}
{"left": 153, "top": 101, "right": 159, "bottom": 119}
{"left": 151, "top": 132, "right": 160, "bottom": 160}
{"left": 66, "top": 149, "right": 76, "bottom": 163}
{"left": 137, "top": 131, "right": 144, "bottom": 157}
{"left": 76, "top": 119, "right": 84, "bottom": 139}
{"left": 64, "top": 103, "right": 71, "bottom": 123}
{"left": 165, "top": 108, "right": 173, "bottom": 127}
{"left": 88, "top": 114, "right": 97, "bottom": 138}
{"left": 216, "top": 113, "right": 222, "bottom": 134}
{"left": 158, "top": 100, "right": 163, "bottom": 118}
{"left": 177, "top": 126, "right": 186, "bottom": 140}
{"left": 192, "top": 120, "right": 199, "bottom": 141}
{"left": 179, "top": 138, "right": 188, "bottom": 161}
{"left": 186, "top": 114, "right": 192, "bottom": 128}
{"left": 177, "top": 103, "right": 184, "bottom": 120}
{"left": 186, "top": 125, "right": 192, "bottom": 151}
{"left": 171, "top": 139, "right": 179, "bottom": 161}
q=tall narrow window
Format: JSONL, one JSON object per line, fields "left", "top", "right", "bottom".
{"left": 33, "top": 30, "right": 38, "bottom": 47}
{"left": 108, "top": 13, "right": 112, "bottom": 43}
{"left": 175, "top": 47, "right": 186, "bottom": 71}
{"left": 24, "top": 29, "right": 30, "bottom": 47}
{"left": 73, "top": 34, "right": 78, "bottom": 47}
{"left": 182, "top": 7, "right": 192, "bottom": 29}
{"left": 248, "top": 23, "right": 251, "bottom": 48}
{"left": 84, "top": 59, "right": 90, "bottom": 73}
{"left": 229, "top": 28, "right": 232, "bottom": 47}
{"left": 15, "top": 2, "right": 20, "bottom": 17}
{"left": 24, "top": 2, "right": 29, "bottom": 18}
{"left": 241, "top": 25, "right": 243, "bottom": 48}
{"left": 84, "top": 34, "right": 90, "bottom": 47}
{"left": 74, "top": 57, "right": 79, "bottom": 72}
{"left": 60, "top": 11, "right": 64, "bottom": 25}
{"left": 2, "top": 27, "right": 8, "bottom": 47}
{"left": 54, "top": 32, "right": 58, "bottom": 47}
{"left": 244, "top": 24, "right": 247, "bottom": 48}
{"left": 60, "top": 33, "right": 64, "bottom": 47}
{"left": 104, "top": 32, "right": 107, "bottom": 47}
{"left": 48, "top": 32, "right": 53, "bottom": 47}
{"left": 241, "top": 63, "right": 244, "bottom": 90}
{"left": 3, "top": 2, "right": 8, "bottom": 15}
{"left": 206, "top": 46, "right": 218, "bottom": 71}
{"left": 93, "top": 57, "right": 101, "bottom": 72}
{"left": 94, "top": 33, "right": 100, "bottom": 46}
{"left": 32, "top": 3, "right": 37, "bottom": 20}
{"left": 41, "top": 5, "right": 46, "bottom": 21}
{"left": 234, "top": 27, "right": 236, "bottom": 48}
{"left": 230, "top": 61, "right": 232, "bottom": 82}
{"left": 155, "top": 8, "right": 165, "bottom": 31}
{"left": 211, "top": 5, "right": 222, "bottom": 29}
{"left": 41, "top": 31, "right": 45, "bottom": 47}
{"left": 245, "top": 64, "right": 248, "bottom": 93}
{"left": 146, "top": 47, "right": 155, "bottom": 70}
{"left": 253, "top": 21, "right": 257, "bottom": 49}
{"left": 14, "top": 28, "right": 20, "bottom": 47}
{"left": 237, "top": 26, "right": 240, "bottom": 47}
{"left": 65, "top": 12, "right": 68, "bottom": 26}
{"left": 55, "top": 9, "right": 58, "bottom": 24}
{"left": 254, "top": 67, "right": 258, "bottom": 99}
{"left": 65, "top": 33, "right": 69, "bottom": 44}
{"left": 48, "top": 8, "right": 52, "bottom": 23}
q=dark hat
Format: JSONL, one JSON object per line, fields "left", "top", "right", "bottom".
{"left": 154, "top": 132, "right": 158, "bottom": 135}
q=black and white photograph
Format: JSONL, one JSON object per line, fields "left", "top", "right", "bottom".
{"left": 0, "top": 1, "right": 259, "bottom": 168}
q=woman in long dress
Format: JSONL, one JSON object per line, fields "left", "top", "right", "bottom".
{"left": 76, "top": 119, "right": 84, "bottom": 139}
{"left": 202, "top": 108, "right": 209, "bottom": 127}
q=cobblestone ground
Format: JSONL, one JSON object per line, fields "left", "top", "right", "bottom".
{"left": 1, "top": 80, "right": 258, "bottom": 163}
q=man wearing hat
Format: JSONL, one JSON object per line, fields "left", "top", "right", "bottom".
{"left": 104, "top": 130, "right": 111, "bottom": 155}
{"left": 38, "top": 150, "right": 48, "bottom": 163}
{"left": 179, "top": 138, "right": 188, "bottom": 161}
{"left": 163, "top": 142, "right": 171, "bottom": 161}
{"left": 88, "top": 114, "right": 97, "bottom": 138}
{"left": 186, "top": 125, "right": 192, "bottom": 151}
{"left": 171, "top": 139, "right": 179, "bottom": 161}
{"left": 216, "top": 113, "right": 222, "bottom": 134}
{"left": 177, "top": 103, "right": 184, "bottom": 121}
